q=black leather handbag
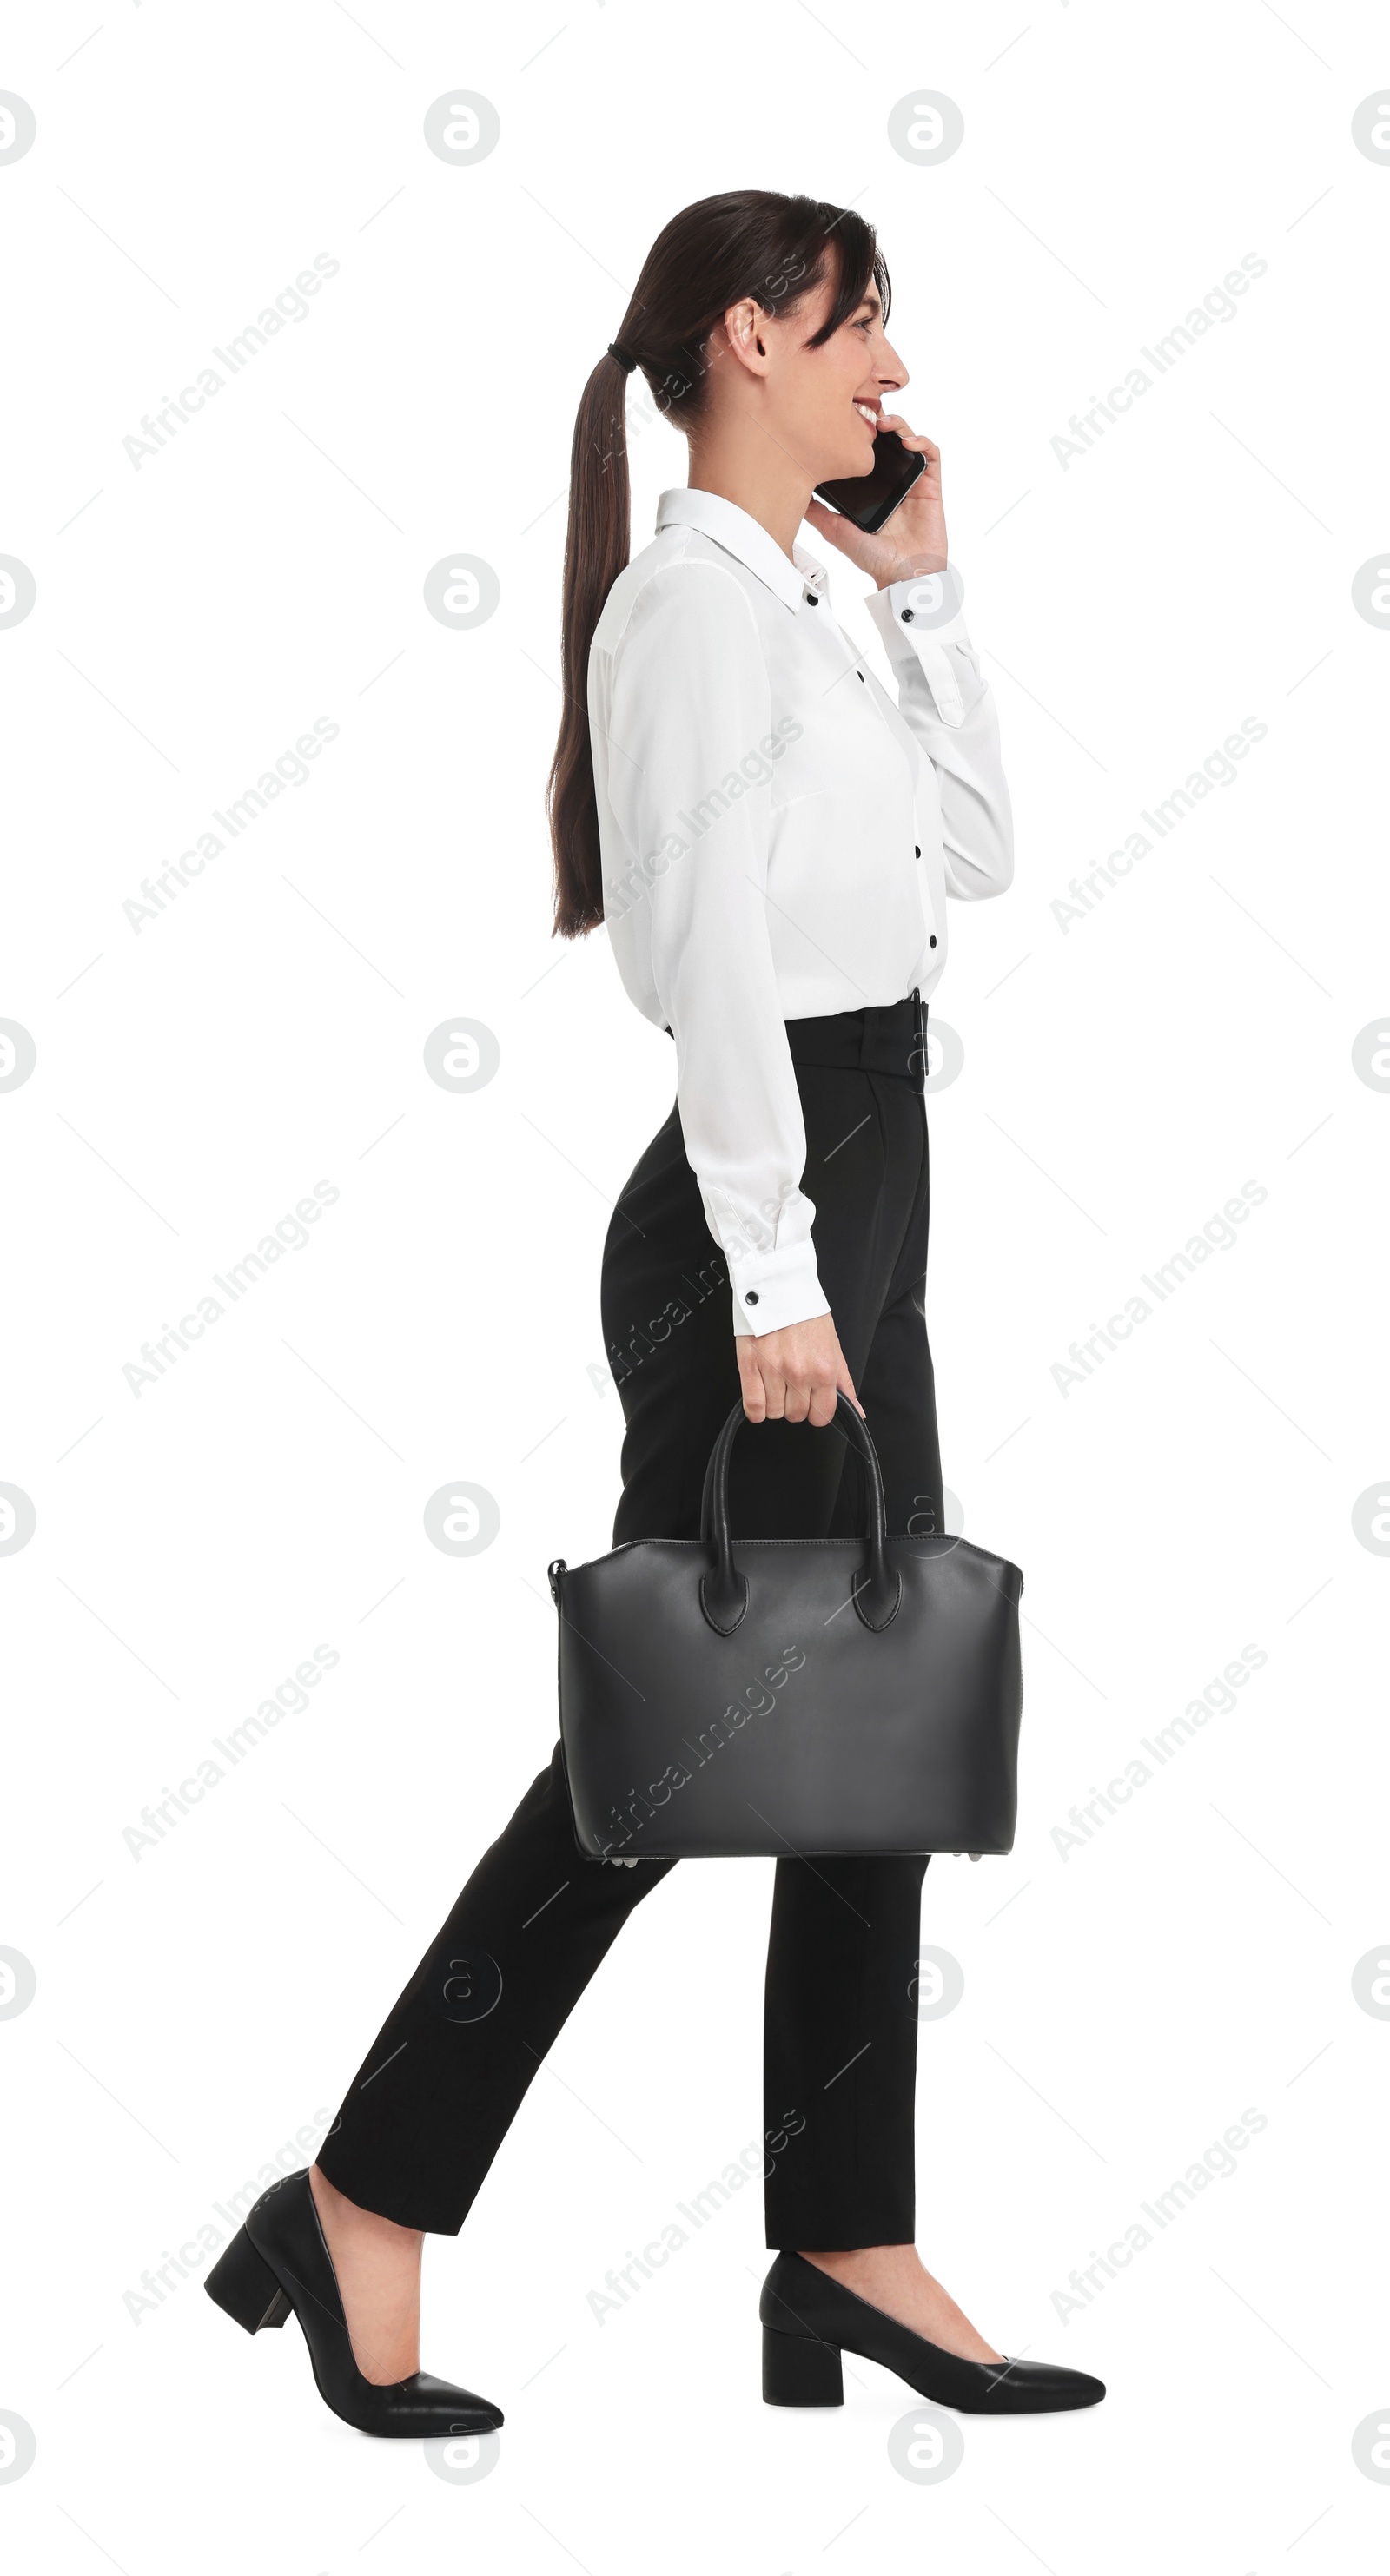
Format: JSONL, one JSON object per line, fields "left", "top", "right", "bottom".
{"left": 549, "top": 1396, "right": 1023, "bottom": 1861}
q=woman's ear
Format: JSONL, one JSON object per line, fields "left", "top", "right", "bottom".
{"left": 721, "top": 297, "right": 771, "bottom": 377}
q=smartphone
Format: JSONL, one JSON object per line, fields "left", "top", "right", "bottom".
{"left": 814, "top": 427, "right": 926, "bottom": 535}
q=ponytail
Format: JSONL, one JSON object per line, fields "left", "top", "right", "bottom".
{"left": 546, "top": 191, "right": 887, "bottom": 939}
{"left": 547, "top": 347, "right": 636, "bottom": 936}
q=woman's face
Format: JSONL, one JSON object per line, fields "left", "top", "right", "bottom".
{"left": 718, "top": 266, "right": 910, "bottom": 484}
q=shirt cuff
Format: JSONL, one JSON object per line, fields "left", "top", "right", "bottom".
{"left": 866, "top": 565, "right": 972, "bottom": 726}
{"left": 725, "top": 1239, "right": 831, "bottom": 1338}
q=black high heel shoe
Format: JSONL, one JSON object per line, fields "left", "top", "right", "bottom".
{"left": 205, "top": 2167, "right": 503, "bottom": 2440}
{"left": 760, "top": 2252, "right": 1105, "bottom": 2415}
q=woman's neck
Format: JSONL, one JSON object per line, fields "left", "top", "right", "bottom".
{"left": 685, "top": 427, "right": 811, "bottom": 565}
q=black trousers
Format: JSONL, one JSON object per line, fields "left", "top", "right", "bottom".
{"left": 317, "top": 997, "right": 944, "bottom": 2246}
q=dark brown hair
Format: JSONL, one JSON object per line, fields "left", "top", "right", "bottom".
{"left": 547, "top": 189, "right": 889, "bottom": 937}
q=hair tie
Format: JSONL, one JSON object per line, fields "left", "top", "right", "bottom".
{"left": 607, "top": 341, "right": 638, "bottom": 374}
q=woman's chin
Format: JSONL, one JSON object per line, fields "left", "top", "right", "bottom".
{"left": 817, "top": 446, "right": 877, "bottom": 487}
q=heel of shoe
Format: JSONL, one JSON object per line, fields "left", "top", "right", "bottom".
{"left": 763, "top": 2325, "right": 844, "bottom": 2408}
{"left": 205, "top": 2226, "right": 292, "bottom": 2334}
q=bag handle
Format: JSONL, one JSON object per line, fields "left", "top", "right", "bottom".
{"left": 698, "top": 1392, "right": 903, "bottom": 1636}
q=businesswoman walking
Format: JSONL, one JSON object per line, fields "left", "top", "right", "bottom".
{"left": 208, "top": 189, "right": 1103, "bottom": 2434}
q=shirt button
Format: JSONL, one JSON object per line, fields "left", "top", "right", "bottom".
{"left": 857, "top": 670, "right": 865, "bottom": 683}
{"left": 900, "top": 608, "right": 915, "bottom": 623}
{"left": 804, "top": 591, "right": 819, "bottom": 606}
{"left": 914, "top": 844, "right": 921, "bottom": 857}
{"left": 745, "top": 1291, "right": 759, "bottom": 1305}
{"left": 929, "top": 935, "right": 937, "bottom": 948}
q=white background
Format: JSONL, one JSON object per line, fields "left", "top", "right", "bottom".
{"left": 3, "top": 2, "right": 1388, "bottom": 2569}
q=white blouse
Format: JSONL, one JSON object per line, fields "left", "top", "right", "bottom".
{"left": 590, "top": 485, "right": 1013, "bottom": 1336}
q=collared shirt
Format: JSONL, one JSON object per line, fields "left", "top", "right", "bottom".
{"left": 589, "top": 485, "right": 1013, "bottom": 1336}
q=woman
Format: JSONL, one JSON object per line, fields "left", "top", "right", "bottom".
{"left": 207, "top": 189, "right": 1104, "bottom": 2433}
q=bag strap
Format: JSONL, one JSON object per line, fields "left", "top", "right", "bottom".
{"left": 698, "top": 1392, "right": 902, "bottom": 1635}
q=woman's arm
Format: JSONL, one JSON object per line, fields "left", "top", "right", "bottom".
{"left": 805, "top": 415, "right": 1014, "bottom": 899}
{"left": 603, "top": 559, "right": 836, "bottom": 1343}
{"left": 865, "top": 568, "right": 1014, "bottom": 900}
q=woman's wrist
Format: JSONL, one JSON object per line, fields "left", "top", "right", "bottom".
{"left": 874, "top": 552, "right": 949, "bottom": 591}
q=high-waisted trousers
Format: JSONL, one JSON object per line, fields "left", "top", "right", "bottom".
{"left": 316, "top": 994, "right": 944, "bottom": 2247}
